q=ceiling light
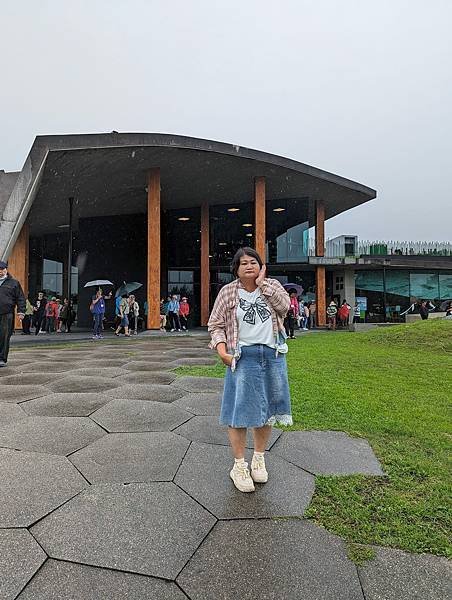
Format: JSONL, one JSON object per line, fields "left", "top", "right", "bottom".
{"left": 246, "top": 233, "right": 253, "bottom": 237}
{"left": 273, "top": 207, "right": 285, "bottom": 212}
{"left": 178, "top": 217, "right": 190, "bottom": 221}
{"left": 242, "top": 223, "right": 253, "bottom": 227}
{"left": 227, "top": 207, "right": 240, "bottom": 212}
{"left": 57, "top": 224, "right": 70, "bottom": 228}
{"left": 219, "top": 242, "right": 227, "bottom": 246}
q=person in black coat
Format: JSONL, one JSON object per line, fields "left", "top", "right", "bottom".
{"left": 0, "top": 260, "right": 26, "bottom": 366}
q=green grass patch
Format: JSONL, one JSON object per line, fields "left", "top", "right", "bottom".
{"left": 175, "top": 320, "right": 452, "bottom": 558}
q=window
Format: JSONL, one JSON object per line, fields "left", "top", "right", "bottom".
{"left": 42, "top": 259, "right": 63, "bottom": 296}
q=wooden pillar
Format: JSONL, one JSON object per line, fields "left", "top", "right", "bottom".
{"left": 147, "top": 168, "right": 160, "bottom": 329}
{"left": 315, "top": 200, "right": 326, "bottom": 326}
{"left": 254, "top": 176, "right": 266, "bottom": 259}
{"left": 200, "top": 203, "right": 210, "bottom": 326}
{"left": 316, "top": 266, "right": 326, "bottom": 327}
{"left": 315, "top": 200, "right": 325, "bottom": 257}
{"left": 7, "top": 222, "right": 29, "bottom": 329}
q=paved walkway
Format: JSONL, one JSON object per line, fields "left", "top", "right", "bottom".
{"left": 0, "top": 337, "right": 449, "bottom": 599}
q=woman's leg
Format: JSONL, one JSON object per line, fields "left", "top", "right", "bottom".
{"left": 228, "top": 427, "right": 247, "bottom": 458}
{"left": 252, "top": 425, "right": 272, "bottom": 452}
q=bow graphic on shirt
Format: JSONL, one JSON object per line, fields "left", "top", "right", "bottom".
{"left": 239, "top": 296, "right": 271, "bottom": 324}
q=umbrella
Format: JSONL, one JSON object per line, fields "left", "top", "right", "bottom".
{"left": 115, "top": 281, "right": 143, "bottom": 297}
{"left": 440, "top": 300, "right": 452, "bottom": 311}
{"left": 283, "top": 283, "right": 304, "bottom": 296}
{"left": 84, "top": 280, "right": 114, "bottom": 288}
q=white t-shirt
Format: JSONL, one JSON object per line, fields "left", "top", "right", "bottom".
{"left": 237, "top": 288, "right": 275, "bottom": 348}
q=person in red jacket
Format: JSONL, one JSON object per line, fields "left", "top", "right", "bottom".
{"left": 179, "top": 297, "right": 190, "bottom": 330}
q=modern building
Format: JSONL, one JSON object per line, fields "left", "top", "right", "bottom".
{"left": 0, "top": 132, "right": 380, "bottom": 328}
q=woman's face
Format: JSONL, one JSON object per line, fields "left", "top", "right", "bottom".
{"left": 237, "top": 254, "right": 260, "bottom": 281}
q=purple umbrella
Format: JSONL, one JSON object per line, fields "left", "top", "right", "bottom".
{"left": 283, "top": 283, "right": 304, "bottom": 296}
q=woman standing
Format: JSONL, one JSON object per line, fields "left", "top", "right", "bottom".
{"left": 208, "top": 247, "right": 292, "bottom": 493}
{"left": 179, "top": 296, "right": 190, "bottom": 330}
{"left": 284, "top": 289, "right": 299, "bottom": 339}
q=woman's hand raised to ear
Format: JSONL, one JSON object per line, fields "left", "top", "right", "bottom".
{"left": 255, "top": 264, "right": 266, "bottom": 287}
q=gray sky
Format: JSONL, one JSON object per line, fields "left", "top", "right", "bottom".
{"left": 1, "top": 0, "right": 451, "bottom": 241}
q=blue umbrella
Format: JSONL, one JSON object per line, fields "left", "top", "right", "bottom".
{"left": 115, "top": 282, "right": 143, "bottom": 297}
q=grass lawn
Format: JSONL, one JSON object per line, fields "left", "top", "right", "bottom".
{"left": 176, "top": 319, "right": 452, "bottom": 559}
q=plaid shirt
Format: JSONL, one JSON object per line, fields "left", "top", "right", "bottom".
{"left": 208, "top": 278, "right": 290, "bottom": 356}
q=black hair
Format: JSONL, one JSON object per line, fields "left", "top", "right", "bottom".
{"left": 288, "top": 288, "right": 297, "bottom": 295}
{"left": 230, "top": 247, "right": 263, "bottom": 278}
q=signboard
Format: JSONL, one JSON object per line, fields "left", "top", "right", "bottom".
{"left": 355, "top": 297, "right": 367, "bottom": 312}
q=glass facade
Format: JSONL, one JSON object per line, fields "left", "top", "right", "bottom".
{"left": 355, "top": 269, "right": 452, "bottom": 322}
{"left": 266, "top": 197, "right": 310, "bottom": 264}
{"left": 209, "top": 202, "right": 254, "bottom": 267}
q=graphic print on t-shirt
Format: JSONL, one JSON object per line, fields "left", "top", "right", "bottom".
{"left": 239, "top": 295, "right": 271, "bottom": 324}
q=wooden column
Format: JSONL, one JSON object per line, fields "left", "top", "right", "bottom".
{"left": 315, "top": 200, "right": 326, "bottom": 326}
{"left": 315, "top": 200, "right": 325, "bottom": 257}
{"left": 7, "top": 222, "right": 29, "bottom": 329}
{"left": 316, "top": 266, "right": 326, "bottom": 327}
{"left": 147, "top": 168, "right": 160, "bottom": 329}
{"left": 200, "top": 203, "right": 210, "bottom": 326}
{"left": 254, "top": 176, "right": 266, "bottom": 259}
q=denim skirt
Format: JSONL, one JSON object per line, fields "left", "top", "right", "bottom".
{"left": 220, "top": 344, "right": 293, "bottom": 428}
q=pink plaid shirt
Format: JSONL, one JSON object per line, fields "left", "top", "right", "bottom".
{"left": 208, "top": 278, "right": 290, "bottom": 358}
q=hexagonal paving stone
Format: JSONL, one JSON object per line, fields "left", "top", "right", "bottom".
{"left": 0, "top": 403, "right": 28, "bottom": 425}
{"left": 110, "top": 383, "right": 185, "bottom": 402}
{"left": 0, "top": 529, "right": 47, "bottom": 600}
{"left": 172, "top": 393, "right": 222, "bottom": 415}
{"left": 83, "top": 359, "right": 129, "bottom": 367}
{"left": 0, "top": 448, "right": 87, "bottom": 527}
{"left": 270, "top": 430, "right": 384, "bottom": 475}
{"left": 177, "top": 519, "right": 363, "bottom": 600}
{"left": 174, "top": 442, "right": 315, "bottom": 519}
{"left": 0, "top": 416, "right": 106, "bottom": 455}
{"left": 70, "top": 432, "right": 190, "bottom": 483}
{"left": 17, "top": 361, "right": 75, "bottom": 373}
{"left": 0, "top": 385, "right": 49, "bottom": 404}
{"left": 20, "top": 393, "right": 111, "bottom": 417}
{"left": 32, "top": 482, "right": 216, "bottom": 579}
{"left": 48, "top": 376, "right": 121, "bottom": 394}
{"left": 173, "top": 416, "right": 282, "bottom": 449}
{"left": 0, "top": 373, "right": 64, "bottom": 386}
{"left": 0, "top": 366, "right": 18, "bottom": 376}
{"left": 358, "top": 547, "right": 452, "bottom": 600}
{"left": 16, "top": 559, "right": 188, "bottom": 600}
{"left": 70, "top": 367, "right": 128, "bottom": 378}
{"left": 123, "top": 360, "right": 173, "bottom": 371}
{"left": 121, "top": 371, "right": 177, "bottom": 385}
{"left": 173, "top": 376, "right": 224, "bottom": 394}
{"left": 91, "top": 398, "right": 192, "bottom": 432}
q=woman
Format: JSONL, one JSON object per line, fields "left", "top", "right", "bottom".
{"left": 168, "top": 294, "right": 181, "bottom": 332}
{"left": 179, "top": 296, "right": 190, "bottom": 330}
{"left": 115, "top": 294, "right": 130, "bottom": 336}
{"left": 58, "top": 298, "right": 71, "bottom": 333}
{"left": 128, "top": 294, "right": 140, "bottom": 334}
{"left": 284, "top": 289, "right": 298, "bottom": 339}
{"left": 208, "top": 247, "right": 292, "bottom": 493}
{"left": 91, "top": 288, "right": 112, "bottom": 339}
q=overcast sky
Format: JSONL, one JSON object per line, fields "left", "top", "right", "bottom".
{"left": 1, "top": 0, "right": 451, "bottom": 241}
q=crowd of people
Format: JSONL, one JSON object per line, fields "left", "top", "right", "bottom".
{"left": 19, "top": 292, "right": 75, "bottom": 336}
{"left": 160, "top": 295, "right": 190, "bottom": 332}
{"left": 283, "top": 289, "right": 317, "bottom": 338}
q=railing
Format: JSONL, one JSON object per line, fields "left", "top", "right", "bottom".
{"left": 308, "top": 240, "right": 452, "bottom": 258}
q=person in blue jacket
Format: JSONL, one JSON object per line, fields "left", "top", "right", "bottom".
{"left": 90, "top": 288, "right": 112, "bottom": 339}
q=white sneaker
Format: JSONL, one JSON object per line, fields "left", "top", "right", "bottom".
{"left": 170, "top": 329, "right": 175, "bottom": 332}
{"left": 230, "top": 462, "right": 255, "bottom": 493}
{"left": 251, "top": 453, "right": 268, "bottom": 483}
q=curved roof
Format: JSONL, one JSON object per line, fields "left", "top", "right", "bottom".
{"left": 1, "top": 132, "right": 376, "bottom": 256}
